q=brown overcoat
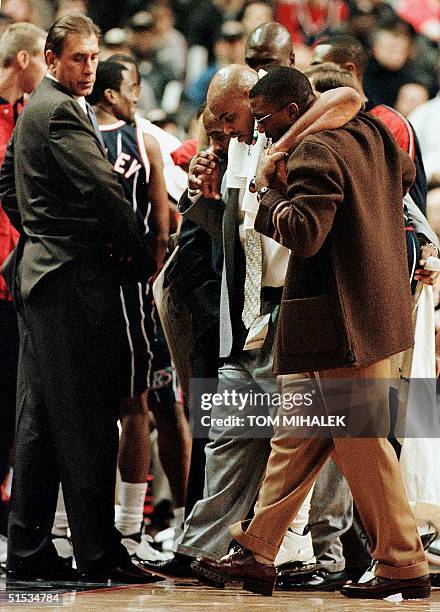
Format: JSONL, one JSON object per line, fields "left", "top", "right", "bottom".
{"left": 255, "top": 112, "right": 416, "bottom": 374}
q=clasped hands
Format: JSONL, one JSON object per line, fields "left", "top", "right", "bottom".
{"left": 188, "top": 150, "right": 222, "bottom": 200}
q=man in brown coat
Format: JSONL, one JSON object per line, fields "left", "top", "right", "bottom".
{"left": 192, "top": 66, "right": 430, "bottom": 599}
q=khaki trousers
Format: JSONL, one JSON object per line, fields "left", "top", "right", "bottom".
{"left": 230, "top": 359, "right": 429, "bottom": 579}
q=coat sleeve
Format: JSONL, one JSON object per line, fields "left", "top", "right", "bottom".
{"left": 0, "top": 135, "right": 22, "bottom": 233}
{"left": 178, "top": 190, "right": 225, "bottom": 244}
{"left": 255, "top": 140, "right": 344, "bottom": 256}
{"left": 48, "top": 99, "right": 145, "bottom": 256}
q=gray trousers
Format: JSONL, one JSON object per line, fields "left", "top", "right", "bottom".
{"left": 310, "top": 458, "right": 352, "bottom": 572}
{"left": 176, "top": 306, "right": 277, "bottom": 559}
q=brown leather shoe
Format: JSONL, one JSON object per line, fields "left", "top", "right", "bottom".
{"left": 191, "top": 547, "right": 276, "bottom": 596}
{"left": 340, "top": 575, "right": 431, "bottom": 599}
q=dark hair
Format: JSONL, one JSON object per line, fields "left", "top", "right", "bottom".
{"left": 314, "top": 34, "right": 369, "bottom": 75}
{"left": 87, "top": 60, "right": 126, "bottom": 105}
{"left": 249, "top": 66, "right": 314, "bottom": 112}
{"left": 107, "top": 52, "right": 140, "bottom": 83}
{"left": 45, "top": 13, "right": 100, "bottom": 57}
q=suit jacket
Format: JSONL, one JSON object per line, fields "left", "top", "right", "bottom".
{"left": 179, "top": 188, "right": 246, "bottom": 359}
{"left": 255, "top": 112, "right": 416, "bottom": 374}
{"left": 0, "top": 77, "right": 152, "bottom": 300}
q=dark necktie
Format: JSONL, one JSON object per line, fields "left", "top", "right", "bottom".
{"left": 86, "top": 101, "right": 106, "bottom": 151}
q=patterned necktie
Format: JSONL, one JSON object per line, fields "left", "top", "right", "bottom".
{"left": 242, "top": 228, "right": 262, "bottom": 328}
{"left": 86, "top": 102, "right": 106, "bottom": 151}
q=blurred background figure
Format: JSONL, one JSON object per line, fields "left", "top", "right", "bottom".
{"left": 363, "top": 17, "right": 435, "bottom": 108}
{"left": 54, "top": 0, "right": 88, "bottom": 20}
{"left": 100, "top": 28, "right": 131, "bottom": 60}
{"left": 151, "top": 3, "right": 187, "bottom": 80}
{"left": 185, "top": 20, "right": 245, "bottom": 108}
{"left": 1, "top": 0, "right": 37, "bottom": 24}
{"left": 409, "top": 63, "right": 440, "bottom": 192}
{"left": 395, "top": 82, "right": 430, "bottom": 117}
{"left": 397, "top": 0, "right": 440, "bottom": 44}
{"left": 275, "top": 0, "right": 349, "bottom": 45}
{"left": 127, "top": 10, "right": 181, "bottom": 115}
{"left": 241, "top": 0, "right": 273, "bottom": 34}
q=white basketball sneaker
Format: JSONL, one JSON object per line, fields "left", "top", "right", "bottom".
{"left": 275, "top": 527, "right": 317, "bottom": 572}
{"left": 121, "top": 533, "right": 174, "bottom": 562}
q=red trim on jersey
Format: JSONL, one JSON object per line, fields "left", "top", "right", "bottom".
{"left": 369, "top": 104, "right": 415, "bottom": 160}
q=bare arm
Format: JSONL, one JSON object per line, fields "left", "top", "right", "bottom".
{"left": 143, "top": 133, "right": 170, "bottom": 269}
{"left": 271, "top": 87, "right": 362, "bottom": 153}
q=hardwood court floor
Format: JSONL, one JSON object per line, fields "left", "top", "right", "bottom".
{"left": 2, "top": 577, "right": 440, "bottom": 611}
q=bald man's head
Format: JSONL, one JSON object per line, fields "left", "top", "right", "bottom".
{"left": 207, "top": 64, "right": 258, "bottom": 145}
{"left": 245, "top": 21, "right": 294, "bottom": 72}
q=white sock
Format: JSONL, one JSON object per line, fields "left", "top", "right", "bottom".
{"left": 289, "top": 485, "right": 314, "bottom": 535}
{"left": 116, "top": 482, "right": 148, "bottom": 536}
{"left": 52, "top": 487, "right": 69, "bottom": 537}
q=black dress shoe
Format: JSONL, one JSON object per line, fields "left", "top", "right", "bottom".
{"left": 7, "top": 561, "right": 79, "bottom": 582}
{"left": 277, "top": 568, "right": 348, "bottom": 591}
{"left": 340, "top": 575, "right": 431, "bottom": 599}
{"left": 79, "top": 560, "right": 165, "bottom": 584}
{"left": 137, "top": 553, "right": 194, "bottom": 578}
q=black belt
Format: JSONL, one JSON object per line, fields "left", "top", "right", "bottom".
{"left": 261, "top": 286, "right": 283, "bottom": 303}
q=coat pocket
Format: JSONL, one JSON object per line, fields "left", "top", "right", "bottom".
{"left": 280, "top": 294, "right": 339, "bottom": 354}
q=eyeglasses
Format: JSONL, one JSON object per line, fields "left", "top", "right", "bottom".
{"left": 254, "top": 103, "right": 289, "bottom": 127}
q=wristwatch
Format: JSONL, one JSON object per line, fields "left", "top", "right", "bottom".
{"left": 257, "top": 186, "right": 271, "bottom": 202}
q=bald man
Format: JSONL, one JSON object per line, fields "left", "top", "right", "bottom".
{"left": 245, "top": 21, "right": 295, "bottom": 72}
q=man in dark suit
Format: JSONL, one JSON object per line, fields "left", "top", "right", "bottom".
{"left": 0, "top": 14, "right": 161, "bottom": 583}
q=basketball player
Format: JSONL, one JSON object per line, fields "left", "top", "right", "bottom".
{"left": 89, "top": 59, "right": 190, "bottom": 562}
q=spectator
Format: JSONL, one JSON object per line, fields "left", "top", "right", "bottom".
{"left": 127, "top": 11, "right": 177, "bottom": 114}
{"left": 397, "top": 0, "right": 440, "bottom": 43}
{"left": 151, "top": 3, "right": 187, "bottom": 80}
{"left": 363, "top": 18, "right": 426, "bottom": 107}
{"left": 55, "top": 0, "right": 88, "bottom": 20}
{"left": 100, "top": 28, "right": 131, "bottom": 60}
{"left": 275, "top": 0, "right": 349, "bottom": 46}
{"left": 345, "top": 0, "right": 397, "bottom": 47}
{"left": 2, "top": 0, "right": 37, "bottom": 24}
{"left": 408, "top": 66, "right": 440, "bottom": 189}
{"left": 241, "top": 0, "right": 273, "bottom": 34}
{"left": 185, "top": 21, "right": 245, "bottom": 108}
{"left": 395, "top": 82, "right": 430, "bottom": 117}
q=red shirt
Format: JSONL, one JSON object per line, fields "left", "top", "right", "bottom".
{"left": 275, "top": 0, "right": 349, "bottom": 45}
{"left": 0, "top": 96, "right": 23, "bottom": 301}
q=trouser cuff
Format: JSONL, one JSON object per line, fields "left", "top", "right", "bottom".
{"left": 375, "top": 559, "right": 429, "bottom": 580}
{"left": 229, "top": 521, "right": 278, "bottom": 562}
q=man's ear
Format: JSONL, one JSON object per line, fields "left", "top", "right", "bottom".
{"left": 45, "top": 49, "right": 57, "bottom": 71}
{"left": 287, "top": 102, "right": 299, "bottom": 120}
{"left": 104, "top": 87, "right": 117, "bottom": 105}
{"left": 343, "top": 61, "right": 357, "bottom": 75}
{"left": 16, "top": 49, "right": 30, "bottom": 70}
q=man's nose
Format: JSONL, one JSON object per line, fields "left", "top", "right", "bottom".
{"left": 84, "top": 58, "right": 94, "bottom": 73}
